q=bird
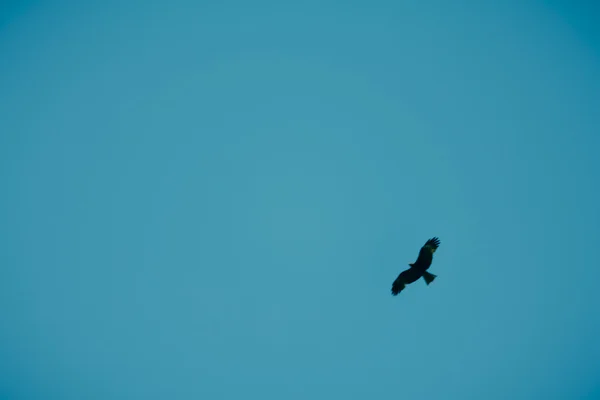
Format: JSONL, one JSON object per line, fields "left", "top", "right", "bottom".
{"left": 391, "top": 237, "right": 441, "bottom": 296}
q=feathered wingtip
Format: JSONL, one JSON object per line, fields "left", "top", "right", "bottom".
{"left": 426, "top": 237, "right": 441, "bottom": 248}
{"left": 391, "top": 282, "right": 405, "bottom": 296}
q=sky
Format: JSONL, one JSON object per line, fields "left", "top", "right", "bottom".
{"left": 1, "top": 1, "right": 599, "bottom": 399}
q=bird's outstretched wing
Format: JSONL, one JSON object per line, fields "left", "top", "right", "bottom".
{"left": 391, "top": 267, "right": 421, "bottom": 295}
{"left": 415, "top": 237, "right": 441, "bottom": 262}
{"left": 391, "top": 268, "right": 410, "bottom": 296}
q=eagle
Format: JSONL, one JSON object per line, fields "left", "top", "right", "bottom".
{"left": 391, "top": 237, "right": 441, "bottom": 296}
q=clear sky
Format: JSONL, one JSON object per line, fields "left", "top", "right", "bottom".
{"left": 1, "top": 1, "right": 599, "bottom": 399}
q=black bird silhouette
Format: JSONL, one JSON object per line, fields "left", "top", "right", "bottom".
{"left": 391, "top": 237, "right": 441, "bottom": 296}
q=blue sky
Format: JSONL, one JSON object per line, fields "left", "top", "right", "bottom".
{"left": 1, "top": 1, "right": 599, "bottom": 399}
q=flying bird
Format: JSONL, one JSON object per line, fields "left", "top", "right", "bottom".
{"left": 391, "top": 237, "right": 441, "bottom": 296}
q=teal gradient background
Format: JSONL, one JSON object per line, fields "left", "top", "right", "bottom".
{"left": 1, "top": 1, "right": 599, "bottom": 398}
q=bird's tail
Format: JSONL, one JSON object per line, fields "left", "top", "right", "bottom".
{"left": 422, "top": 271, "right": 436, "bottom": 285}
